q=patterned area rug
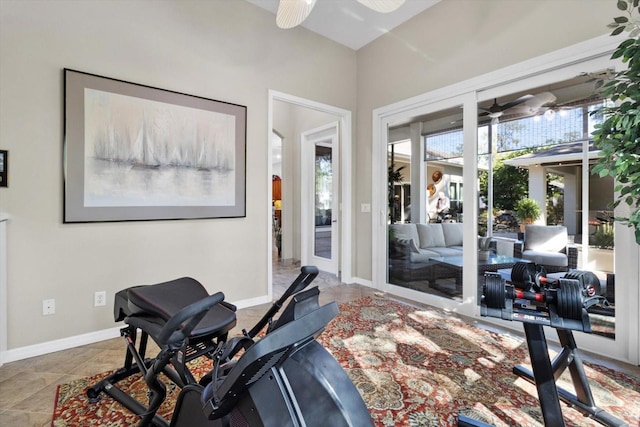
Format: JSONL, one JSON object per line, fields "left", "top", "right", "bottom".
{"left": 52, "top": 296, "right": 640, "bottom": 426}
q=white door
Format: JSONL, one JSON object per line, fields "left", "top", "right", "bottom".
{"left": 301, "top": 123, "right": 339, "bottom": 275}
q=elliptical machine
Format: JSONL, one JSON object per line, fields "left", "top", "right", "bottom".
{"left": 88, "top": 266, "right": 373, "bottom": 427}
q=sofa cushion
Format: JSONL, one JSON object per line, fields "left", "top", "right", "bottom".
{"left": 442, "top": 222, "right": 464, "bottom": 247}
{"left": 524, "top": 225, "right": 567, "bottom": 252}
{"left": 416, "top": 224, "right": 446, "bottom": 248}
{"left": 390, "top": 224, "right": 420, "bottom": 249}
{"left": 430, "top": 247, "right": 463, "bottom": 257}
{"left": 410, "top": 249, "right": 440, "bottom": 263}
{"left": 522, "top": 250, "right": 568, "bottom": 267}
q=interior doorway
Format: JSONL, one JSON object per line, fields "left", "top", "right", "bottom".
{"left": 271, "top": 131, "right": 283, "bottom": 260}
{"left": 267, "top": 91, "right": 353, "bottom": 296}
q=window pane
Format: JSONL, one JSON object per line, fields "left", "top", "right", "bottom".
{"left": 314, "top": 145, "right": 332, "bottom": 259}
{"left": 389, "top": 105, "right": 465, "bottom": 301}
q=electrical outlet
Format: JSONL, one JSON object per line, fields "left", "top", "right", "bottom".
{"left": 94, "top": 291, "right": 107, "bottom": 307}
{"left": 42, "top": 299, "right": 55, "bottom": 315}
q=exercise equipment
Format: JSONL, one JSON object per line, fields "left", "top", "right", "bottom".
{"left": 88, "top": 266, "right": 373, "bottom": 427}
{"left": 480, "top": 263, "right": 625, "bottom": 427}
{"left": 87, "top": 277, "right": 238, "bottom": 423}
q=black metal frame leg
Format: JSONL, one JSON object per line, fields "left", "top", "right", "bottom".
{"left": 521, "top": 323, "right": 565, "bottom": 426}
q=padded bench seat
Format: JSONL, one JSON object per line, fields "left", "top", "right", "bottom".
{"left": 115, "top": 277, "right": 237, "bottom": 342}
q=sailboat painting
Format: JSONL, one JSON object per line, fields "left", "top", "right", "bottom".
{"left": 64, "top": 69, "right": 246, "bottom": 222}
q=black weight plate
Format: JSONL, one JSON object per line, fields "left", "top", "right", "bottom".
{"left": 565, "top": 270, "right": 601, "bottom": 297}
{"left": 484, "top": 275, "right": 505, "bottom": 309}
{"left": 557, "top": 279, "right": 582, "bottom": 320}
{"left": 511, "top": 262, "right": 536, "bottom": 289}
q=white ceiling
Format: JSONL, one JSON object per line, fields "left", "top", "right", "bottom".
{"left": 246, "top": 0, "right": 440, "bottom": 50}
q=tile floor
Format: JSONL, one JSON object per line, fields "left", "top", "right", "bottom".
{"left": 0, "top": 262, "right": 637, "bottom": 426}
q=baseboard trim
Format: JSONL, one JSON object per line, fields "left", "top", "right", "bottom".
{"left": 0, "top": 293, "right": 273, "bottom": 365}
{"left": 1, "top": 326, "right": 122, "bottom": 365}
{"left": 232, "top": 295, "right": 271, "bottom": 310}
{"left": 352, "top": 276, "right": 373, "bottom": 287}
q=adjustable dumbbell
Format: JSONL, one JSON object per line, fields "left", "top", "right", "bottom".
{"left": 510, "top": 262, "right": 547, "bottom": 292}
{"left": 483, "top": 274, "right": 585, "bottom": 321}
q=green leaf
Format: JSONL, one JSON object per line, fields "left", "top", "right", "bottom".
{"left": 618, "top": 0, "right": 629, "bottom": 10}
{"left": 612, "top": 47, "right": 626, "bottom": 59}
{"left": 612, "top": 26, "right": 626, "bottom": 36}
{"left": 615, "top": 16, "right": 629, "bottom": 23}
{"left": 620, "top": 38, "right": 636, "bottom": 48}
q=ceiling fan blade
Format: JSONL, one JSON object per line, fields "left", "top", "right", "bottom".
{"left": 356, "top": 0, "right": 406, "bottom": 13}
{"left": 523, "top": 91, "right": 557, "bottom": 110}
{"left": 479, "top": 92, "right": 560, "bottom": 121}
{"left": 499, "top": 94, "right": 535, "bottom": 111}
{"left": 276, "top": 0, "right": 317, "bottom": 29}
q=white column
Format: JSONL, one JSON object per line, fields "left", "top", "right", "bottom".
{"left": 528, "top": 165, "right": 547, "bottom": 224}
{"left": 563, "top": 168, "right": 578, "bottom": 235}
{"left": 410, "top": 122, "right": 425, "bottom": 224}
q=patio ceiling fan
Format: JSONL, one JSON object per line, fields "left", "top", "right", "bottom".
{"left": 276, "top": 0, "right": 406, "bottom": 29}
{"left": 480, "top": 92, "right": 557, "bottom": 124}
{"left": 533, "top": 93, "right": 602, "bottom": 119}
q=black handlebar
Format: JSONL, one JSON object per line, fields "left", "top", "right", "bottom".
{"left": 246, "top": 266, "right": 319, "bottom": 338}
{"left": 157, "top": 291, "right": 225, "bottom": 346}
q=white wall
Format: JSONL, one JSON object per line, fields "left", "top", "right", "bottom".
{"left": 354, "top": 0, "right": 616, "bottom": 280}
{"left": 0, "top": 0, "right": 356, "bottom": 352}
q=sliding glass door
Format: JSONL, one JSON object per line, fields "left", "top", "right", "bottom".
{"left": 375, "top": 41, "right": 637, "bottom": 363}
{"left": 384, "top": 94, "right": 477, "bottom": 315}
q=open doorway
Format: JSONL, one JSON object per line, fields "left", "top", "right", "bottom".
{"left": 272, "top": 132, "right": 283, "bottom": 261}
{"left": 267, "top": 91, "right": 353, "bottom": 295}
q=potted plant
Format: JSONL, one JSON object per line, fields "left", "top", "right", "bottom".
{"left": 388, "top": 164, "right": 405, "bottom": 224}
{"left": 478, "top": 236, "right": 492, "bottom": 261}
{"left": 591, "top": 0, "right": 640, "bottom": 244}
{"left": 514, "top": 198, "right": 541, "bottom": 232}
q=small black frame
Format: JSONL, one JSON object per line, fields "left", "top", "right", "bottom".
{"left": 0, "top": 150, "right": 7, "bottom": 188}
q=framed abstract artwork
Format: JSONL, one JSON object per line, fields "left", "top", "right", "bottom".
{"left": 63, "top": 69, "right": 246, "bottom": 222}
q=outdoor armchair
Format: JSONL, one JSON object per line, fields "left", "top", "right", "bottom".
{"left": 514, "top": 225, "right": 578, "bottom": 273}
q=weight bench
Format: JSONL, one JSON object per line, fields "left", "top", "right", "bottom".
{"left": 87, "top": 277, "right": 238, "bottom": 423}
{"left": 87, "top": 267, "right": 328, "bottom": 427}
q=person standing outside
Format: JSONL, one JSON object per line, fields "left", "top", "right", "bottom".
{"left": 435, "top": 192, "right": 450, "bottom": 222}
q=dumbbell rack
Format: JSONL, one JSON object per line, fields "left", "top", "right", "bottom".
{"left": 481, "top": 271, "right": 626, "bottom": 427}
